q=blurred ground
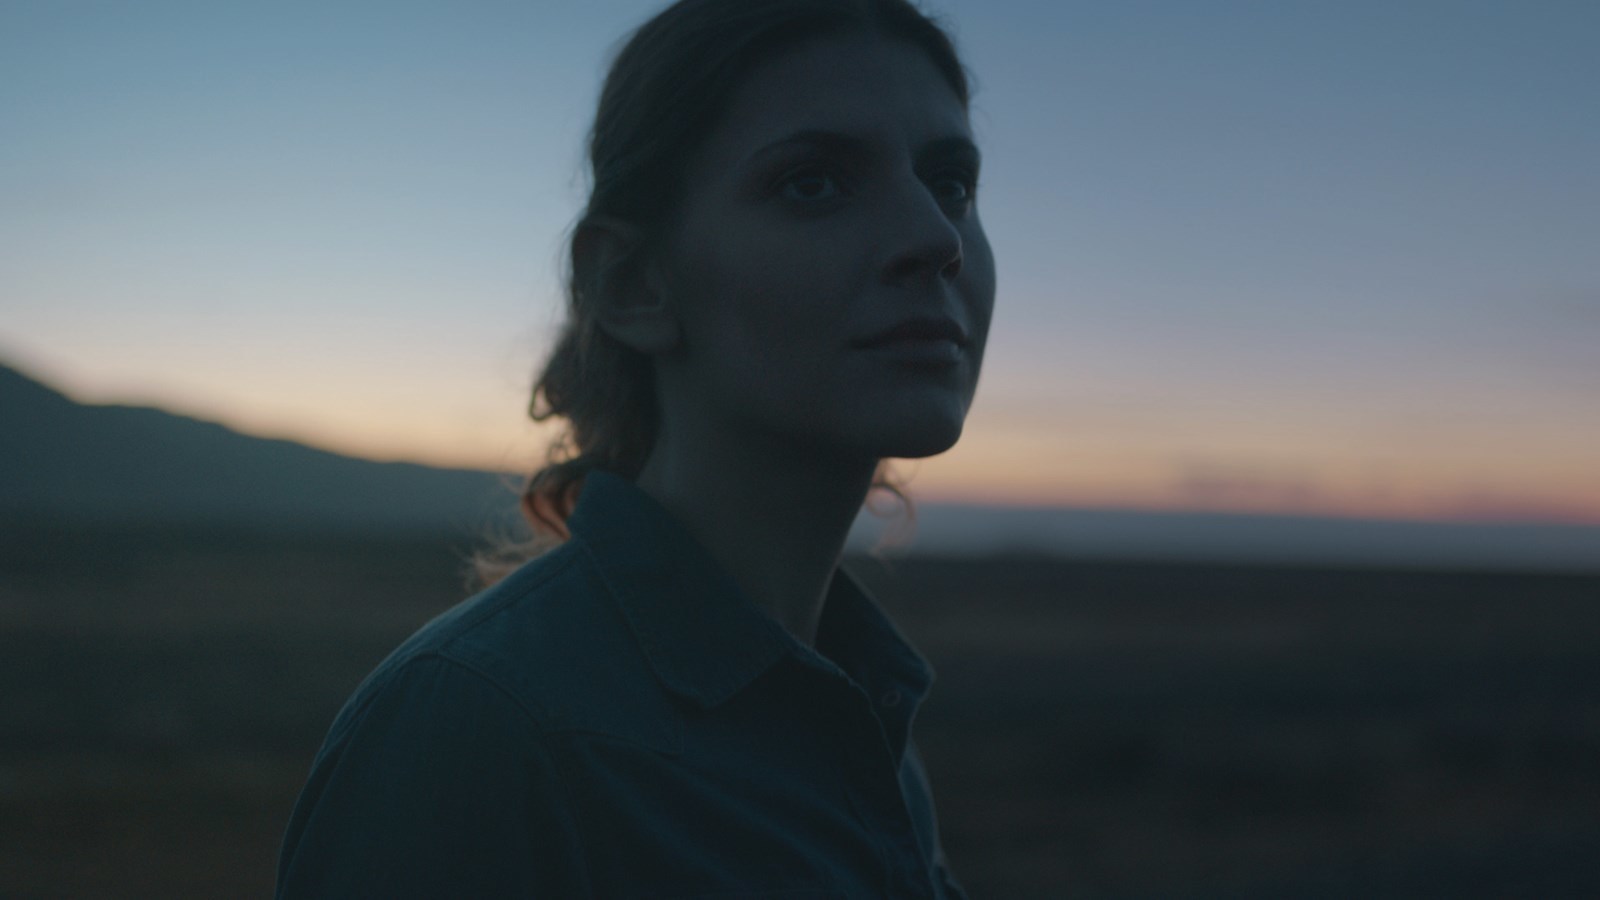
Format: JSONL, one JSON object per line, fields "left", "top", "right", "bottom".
{"left": 2, "top": 524, "right": 1598, "bottom": 898}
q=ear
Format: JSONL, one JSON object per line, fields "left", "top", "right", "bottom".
{"left": 572, "top": 216, "right": 681, "bottom": 356}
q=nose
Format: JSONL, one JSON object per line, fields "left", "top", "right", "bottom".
{"left": 880, "top": 180, "right": 963, "bottom": 285}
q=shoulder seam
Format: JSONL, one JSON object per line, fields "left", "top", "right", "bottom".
{"left": 411, "top": 652, "right": 547, "bottom": 730}
{"left": 430, "top": 545, "right": 684, "bottom": 753}
{"left": 319, "top": 550, "right": 578, "bottom": 751}
{"left": 435, "top": 623, "right": 686, "bottom": 753}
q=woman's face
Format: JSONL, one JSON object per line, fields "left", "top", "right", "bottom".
{"left": 652, "top": 33, "right": 995, "bottom": 465}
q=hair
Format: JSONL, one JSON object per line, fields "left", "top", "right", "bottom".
{"left": 472, "top": 0, "right": 971, "bottom": 587}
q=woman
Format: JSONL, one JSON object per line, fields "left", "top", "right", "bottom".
{"left": 276, "top": 0, "right": 993, "bottom": 895}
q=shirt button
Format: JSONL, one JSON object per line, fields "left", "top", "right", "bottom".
{"left": 880, "top": 689, "right": 902, "bottom": 708}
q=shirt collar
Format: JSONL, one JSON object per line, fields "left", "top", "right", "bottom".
{"left": 566, "top": 469, "right": 933, "bottom": 714}
{"left": 814, "top": 561, "right": 936, "bottom": 764}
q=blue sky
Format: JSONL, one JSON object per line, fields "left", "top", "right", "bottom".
{"left": 2, "top": 0, "right": 1596, "bottom": 521}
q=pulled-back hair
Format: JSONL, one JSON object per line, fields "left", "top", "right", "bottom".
{"left": 474, "top": 0, "right": 970, "bottom": 586}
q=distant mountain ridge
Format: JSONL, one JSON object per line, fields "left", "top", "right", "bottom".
{"left": 0, "top": 363, "right": 514, "bottom": 534}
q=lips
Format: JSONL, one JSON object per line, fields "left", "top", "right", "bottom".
{"left": 851, "top": 316, "right": 970, "bottom": 348}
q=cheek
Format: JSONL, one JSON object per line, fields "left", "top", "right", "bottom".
{"left": 686, "top": 234, "right": 853, "bottom": 365}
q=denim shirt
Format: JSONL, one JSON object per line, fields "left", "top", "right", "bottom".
{"left": 276, "top": 470, "right": 969, "bottom": 899}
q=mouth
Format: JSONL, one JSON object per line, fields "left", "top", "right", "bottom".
{"left": 850, "top": 315, "right": 970, "bottom": 349}
{"left": 857, "top": 336, "right": 964, "bottom": 366}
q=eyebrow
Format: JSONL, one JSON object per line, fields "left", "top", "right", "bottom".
{"left": 742, "top": 129, "right": 981, "bottom": 168}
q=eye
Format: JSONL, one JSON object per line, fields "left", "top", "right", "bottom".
{"left": 775, "top": 165, "right": 845, "bottom": 202}
{"left": 929, "top": 168, "right": 978, "bottom": 211}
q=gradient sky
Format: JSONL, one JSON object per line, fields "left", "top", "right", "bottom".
{"left": 3, "top": 0, "right": 1597, "bottom": 523}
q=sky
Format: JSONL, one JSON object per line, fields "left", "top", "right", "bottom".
{"left": 3, "top": 0, "right": 1597, "bottom": 524}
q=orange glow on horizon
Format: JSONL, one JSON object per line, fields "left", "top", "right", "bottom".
{"left": 264, "top": 420, "right": 1600, "bottom": 527}
{"left": 16, "top": 349, "right": 1598, "bottom": 528}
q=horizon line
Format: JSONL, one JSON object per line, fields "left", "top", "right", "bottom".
{"left": 8, "top": 355, "right": 1598, "bottom": 531}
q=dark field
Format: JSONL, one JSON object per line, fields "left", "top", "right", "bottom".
{"left": 2, "top": 525, "right": 1598, "bottom": 898}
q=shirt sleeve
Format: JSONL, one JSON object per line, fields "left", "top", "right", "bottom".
{"left": 275, "top": 654, "right": 589, "bottom": 899}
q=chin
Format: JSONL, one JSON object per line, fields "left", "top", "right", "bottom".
{"left": 836, "top": 392, "right": 970, "bottom": 458}
{"left": 775, "top": 395, "right": 971, "bottom": 463}
{"left": 869, "top": 418, "right": 967, "bottom": 460}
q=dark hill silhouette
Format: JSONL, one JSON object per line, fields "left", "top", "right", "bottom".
{"left": 0, "top": 362, "right": 514, "bottom": 533}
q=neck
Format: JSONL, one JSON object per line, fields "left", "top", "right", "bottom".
{"left": 633, "top": 430, "right": 877, "bottom": 647}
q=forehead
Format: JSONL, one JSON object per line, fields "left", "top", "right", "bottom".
{"left": 694, "top": 33, "right": 972, "bottom": 169}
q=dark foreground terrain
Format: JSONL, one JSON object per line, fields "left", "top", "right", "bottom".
{"left": 2, "top": 524, "right": 1597, "bottom": 898}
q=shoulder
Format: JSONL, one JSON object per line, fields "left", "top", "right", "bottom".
{"left": 333, "top": 538, "right": 679, "bottom": 753}
{"left": 278, "top": 652, "right": 594, "bottom": 897}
